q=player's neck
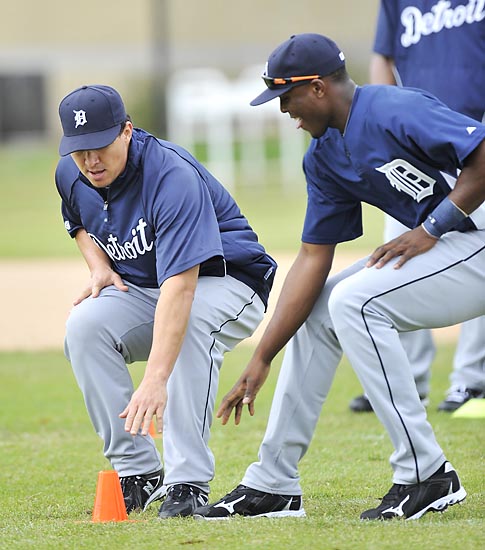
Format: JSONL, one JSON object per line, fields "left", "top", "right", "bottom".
{"left": 332, "top": 80, "right": 357, "bottom": 135}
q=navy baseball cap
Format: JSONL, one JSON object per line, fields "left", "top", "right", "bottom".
{"left": 250, "top": 33, "right": 346, "bottom": 106}
{"left": 58, "top": 85, "right": 127, "bottom": 156}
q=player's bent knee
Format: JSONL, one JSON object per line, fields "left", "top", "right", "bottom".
{"left": 65, "top": 301, "right": 109, "bottom": 348}
{"left": 328, "top": 277, "right": 366, "bottom": 333}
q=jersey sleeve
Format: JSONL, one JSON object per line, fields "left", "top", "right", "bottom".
{"left": 373, "top": 0, "right": 398, "bottom": 57}
{"left": 302, "top": 153, "right": 363, "bottom": 245}
{"left": 55, "top": 157, "right": 84, "bottom": 237}
{"left": 148, "top": 158, "right": 223, "bottom": 285}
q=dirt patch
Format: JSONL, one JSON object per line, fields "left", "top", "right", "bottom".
{"left": 1, "top": 258, "right": 90, "bottom": 351}
{"left": 0, "top": 253, "right": 459, "bottom": 351}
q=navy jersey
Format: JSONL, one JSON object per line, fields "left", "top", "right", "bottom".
{"left": 302, "top": 85, "right": 485, "bottom": 245}
{"left": 373, "top": 0, "right": 485, "bottom": 122}
{"left": 55, "top": 128, "right": 276, "bottom": 307}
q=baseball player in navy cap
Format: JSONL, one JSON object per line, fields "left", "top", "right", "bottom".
{"left": 55, "top": 84, "right": 276, "bottom": 518}
{"left": 194, "top": 33, "right": 485, "bottom": 521}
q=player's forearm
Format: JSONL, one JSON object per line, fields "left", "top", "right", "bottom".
{"left": 75, "top": 228, "right": 112, "bottom": 272}
{"left": 369, "top": 53, "right": 396, "bottom": 85}
{"left": 143, "top": 266, "right": 199, "bottom": 384}
{"left": 449, "top": 139, "right": 485, "bottom": 214}
{"left": 253, "top": 244, "right": 335, "bottom": 364}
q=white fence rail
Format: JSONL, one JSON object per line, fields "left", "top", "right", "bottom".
{"left": 166, "top": 66, "right": 309, "bottom": 190}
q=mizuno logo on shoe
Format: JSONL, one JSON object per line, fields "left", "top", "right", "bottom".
{"left": 214, "top": 495, "right": 246, "bottom": 514}
{"left": 383, "top": 494, "right": 410, "bottom": 517}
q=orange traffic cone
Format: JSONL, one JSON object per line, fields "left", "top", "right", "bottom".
{"left": 92, "top": 470, "right": 128, "bottom": 522}
{"left": 149, "top": 419, "right": 161, "bottom": 439}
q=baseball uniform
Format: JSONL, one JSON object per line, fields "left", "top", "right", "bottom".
{"left": 56, "top": 128, "right": 277, "bottom": 492}
{"left": 242, "top": 84, "right": 485, "bottom": 493}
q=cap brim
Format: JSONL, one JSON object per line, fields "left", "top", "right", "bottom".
{"left": 59, "top": 125, "right": 121, "bottom": 156}
{"left": 250, "top": 83, "right": 293, "bottom": 106}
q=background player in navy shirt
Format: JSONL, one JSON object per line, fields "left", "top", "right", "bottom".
{"left": 350, "top": 0, "right": 485, "bottom": 414}
{"left": 55, "top": 85, "right": 276, "bottom": 518}
{"left": 194, "top": 33, "right": 485, "bottom": 521}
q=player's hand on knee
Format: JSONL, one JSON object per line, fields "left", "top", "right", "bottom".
{"left": 73, "top": 283, "right": 97, "bottom": 305}
{"left": 112, "top": 273, "right": 130, "bottom": 292}
{"left": 366, "top": 226, "right": 439, "bottom": 270}
{"left": 73, "top": 268, "right": 129, "bottom": 305}
{"left": 217, "top": 359, "right": 271, "bottom": 425}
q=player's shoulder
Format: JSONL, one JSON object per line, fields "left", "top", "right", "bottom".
{"left": 135, "top": 131, "right": 214, "bottom": 205}
{"left": 55, "top": 155, "right": 81, "bottom": 190}
{"left": 359, "top": 84, "right": 428, "bottom": 107}
{"left": 357, "top": 84, "right": 443, "bottom": 124}
{"left": 137, "top": 130, "right": 205, "bottom": 175}
{"left": 56, "top": 154, "right": 78, "bottom": 173}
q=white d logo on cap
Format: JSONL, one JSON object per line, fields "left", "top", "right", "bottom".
{"left": 73, "top": 109, "right": 87, "bottom": 128}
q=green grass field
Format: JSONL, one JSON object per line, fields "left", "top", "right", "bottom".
{"left": 0, "top": 346, "right": 483, "bottom": 549}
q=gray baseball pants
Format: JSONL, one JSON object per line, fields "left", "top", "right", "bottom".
{"left": 243, "top": 229, "right": 485, "bottom": 493}
{"left": 385, "top": 215, "right": 485, "bottom": 395}
{"left": 65, "top": 275, "right": 264, "bottom": 493}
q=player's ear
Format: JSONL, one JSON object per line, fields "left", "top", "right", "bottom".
{"left": 311, "top": 78, "right": 326, "bottom": 97}
{"left": 121, "top": 120, "right": 133, "bottom": 142}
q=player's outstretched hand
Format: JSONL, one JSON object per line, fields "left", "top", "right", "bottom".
{"left": 366, "top": 225, "right": 439, "bottom": 270}
{"left": 119, "top": 379, "right": 167, "bottom": 436}
{"left": 217, "top": 357, "right": 271, "bottom": 425}
{"left": 73, "top": 267, "right": 129, "bottom": 305}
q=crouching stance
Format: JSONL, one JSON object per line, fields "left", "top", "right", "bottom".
{"left": 55, "top": 84, "right": 276, "bottom": 518}
{"left": 194, "top": 33, "right": 485, "bottom": 521}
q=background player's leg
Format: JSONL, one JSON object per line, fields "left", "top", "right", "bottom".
{"left": 451, "top": 316, "right": 485, "bottom": 390}
{"left": 438, "top": 316, "right": 485, "bottom": 410}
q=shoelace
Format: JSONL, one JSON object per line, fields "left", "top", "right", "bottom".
{"left": 169, "top": 484, "right": 198, "bottom": 501}
{"left": 120, "top": 474, "right": 147, "bottom": 493}
{"left": 379, "top": 484, "right": 406, "bottom": 506}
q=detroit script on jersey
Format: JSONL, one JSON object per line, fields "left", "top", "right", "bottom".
{"left": 88, "top": 218, "right": 154, "bottom": 262}
{"left": 400, "top": 0, "right": 485, "bottom": 47}
{"left": 374, "top": 0, "right": 485, "bottom": 121}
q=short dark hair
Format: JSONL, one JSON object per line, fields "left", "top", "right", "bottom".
{"left": 118, "top": 114, "right": 132, "bottom": 135}
{"left": 327, "top": 67, "right": 348, "bottom": 83}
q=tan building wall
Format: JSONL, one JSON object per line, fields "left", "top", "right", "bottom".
{"left": 0, "top": 0, "right": 379, "bottom": 141}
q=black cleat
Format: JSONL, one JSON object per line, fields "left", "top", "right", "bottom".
{"left": 349, "top": 394, "right": 374, "bottom": 412}
{"left": 193, "top": 484, "right": 306, "bottom": 520}
{"left": 349, "top": 393, "right": 429, "bottom": 413}
{"left": 438, "top": 386, "right": 484, "bottom": 412}
{"left": 158, "top": 484, "right": 208, "bottom": 518}
{"left": 360, "top": 462, "right": 466, "bottom": 520}
{"left": 119, "top": 468, "right": 165, "bottom": 513}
